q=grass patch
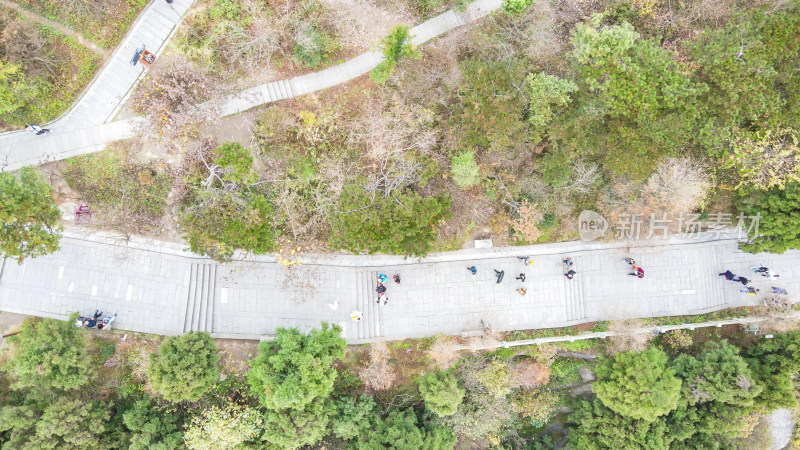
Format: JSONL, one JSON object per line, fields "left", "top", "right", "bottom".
{"left": 0, "top": 8, "right": 101, "bottom": 129}
{"left": 63, "top": 142, "right": 172, "bottom": 235}
{"left": 13, "top": 0, "right": 147, "bottom": 49}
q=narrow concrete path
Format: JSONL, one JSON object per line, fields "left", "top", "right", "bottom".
{"left": 0, "top": 0, "right": 503, "bottom": 171}
{"left": 0, "top": 0, "right": 108, "bottom": 57}
{"left": 0, "top": 231, "right": 795, "bottom": 343}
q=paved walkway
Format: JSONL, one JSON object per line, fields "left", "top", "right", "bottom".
{"left": 0, "top": 231, "right": 795, "bottom": 343}
{"left": 0, "top": 0, "right": 502, "bottom": 171}
{"left": 0, "top": 0, "right": 195, "bottom": 171}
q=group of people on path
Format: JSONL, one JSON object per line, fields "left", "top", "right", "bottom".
{"left": 476, "top": 256, "right": 578, "bottom": 297}
{"left": 719, "top": 266, "right": 786, "bottom": 296}
{"left": 351, "top": 273, "right": 400, "bottom": 321}
{"left": 624, "top": 258, "right": 645, "bottom": 278}
{"left": 75, "top": 310, "right": 117, "bottom": 330}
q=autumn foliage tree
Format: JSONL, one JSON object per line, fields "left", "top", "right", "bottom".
{"left": 130, "top": 55, "right": 220, "bottom": 143}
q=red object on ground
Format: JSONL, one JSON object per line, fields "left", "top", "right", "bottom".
{"left": 74, "top": 204, "right": 92, "bottom": 224}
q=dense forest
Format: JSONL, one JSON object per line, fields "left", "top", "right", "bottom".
{"left": 0, "top": 316, "right": 798, "bottom": 448}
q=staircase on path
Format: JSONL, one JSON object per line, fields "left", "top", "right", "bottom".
{"left": 181, "top": 263, "right": 217, "bottom": 333}
{"left": 563, "top": 272, "right": 587, "bottom": 323}
{"left": 354, "top": 270, "right": 382, "bottom": 342}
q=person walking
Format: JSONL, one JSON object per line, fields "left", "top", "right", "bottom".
{"left": 376, "top": 283, "right": 387, "bottom": 295}
{"left": 733, "top": 276, "right": 749, "bottom": 286}
{"left": 392, "top": 274, "right": 401, "bottom": 284}
{"left": 377, "top": 273, "right": 388, "bottom": 284}
{"left": 467, "top": 266, "right": 477, "bottom": 275}
{"left": 739, "top": 286, "right": 759, "bottom": 296}
{"left": 718, "top": 270, "right": 735, "bottom": 280}
{"left": 516, "top": 288, "right": 527, "bottom": 296}
{"left": 751, "top": 266, "right": 780, "bottom": 279}
{"left": 25, "top": 124, "right": 49, "bottom": 135}
{"left": 515, "top": 273, "right": 526, "bottom": 282}
{"left": 97, "top": 313, "right": 117, "bottom": 330}
{"left": 563, "top": 257, "right": 575, "bottom": 279}
{"left": 494, "top": 270, "right": 505, "bottom": 283}
{"left": 351, "top": 311, "right": 363, "bottom": 321}
{"left": 629, "top": 266, "right": 644, "bottom": 278}
{"left": 518, "top": 256, "right": 533, "bottom": 266}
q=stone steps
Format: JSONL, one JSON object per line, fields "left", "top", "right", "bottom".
{"left": 182, "top": 263, "right": 216, "bottom": 333}
{"left": 564, "top": 266, "right": 586, "bottom": 322}
{"left": 354, "top": 271, "right": 381, "bottom": 341}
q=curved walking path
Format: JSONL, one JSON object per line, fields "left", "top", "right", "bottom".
{"left": 0, "top": 230, "right": 796, "bottom": 343}
{"left": 0, "top": 0, "right": 502, "bottom": 172}
{"left": 0, "top": 0, "right": 196, "bottom": 171}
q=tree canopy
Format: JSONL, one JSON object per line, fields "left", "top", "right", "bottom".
{"left": 0, "top": 168, "right": 62, "bottom": 263}
{"left": 148, "top": 332, "right": 220, "bottom": 403}
{"left": 247, "top": 323, "right": 345, "bottom": 411}
{"left": 593, "top": 348, "right": 681, "bottom": 422}
{"left": 5, "top": 317, "right": 92, "bottom": 392}
{"left": 418, "top": 371, "right": 465, "bottom": 417}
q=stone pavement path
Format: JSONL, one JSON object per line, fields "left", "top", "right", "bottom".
{"left": 0, "top": 0, "right": 503, "bottom": 171}
{"left": 0, "top": 0, "right": 195, "bottom": 171}
{"left": 1, "top": 232, "right": 796, "bottom": 343}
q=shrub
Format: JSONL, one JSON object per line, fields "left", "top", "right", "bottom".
{"left": 510, "top": 388, "right": 560, "bottom": 425}
{"left": 0, "top": 168, "right": 62, "bottom": 263}
{"left": 725, "top": 127, "right": 800, "bottom": 191}
{"left": 739, "top": 182, "right": 800, "bottom": 254}
{"left": 212, "top": 142, "right": 256, "bottom": 185}
{"left": 451, "top": 151, "right": 480, "bottom": 188}
{"left": 293, "top": 25, "right": 339, "bottom": 68}
{"left": 478, "top": 360, "right": 513, "bottom": 399}
{"left": 181, "top": 189, "right": 278, "bottom": 261}
{"left": 359, "top": 341, "right": 396, "bottom": 392}
{"left": 0, "top": 397, "right": 109, "bottom": 449}
{"left": 452, "top": 60, "right": 528, "bottom": 152}
{"left": 148, "top": 332, "right": 220, "bottom": 403}
{"left": 329, "top": 186, "right": 451, "bottom": 256}
{"left": 662, "top": 330, "right": 693, "bottom": 350}
{"left": 527, "top": 72, "right": 578, "bottom": 144}
{"left": 371, "top": 26, "right": 421, "bottom": 84}
{"left": 332, "top": 396, "right": 376, "bottom": 440}
{"left": 209, "top": 0, "right": 241, "bottom": 20}
{"left": 122, "top": 399, "right": 185, "bottom": 450}
{"left": 0, "top": 60, "right": 36, "bottom": 119}
{"left": 418, "top": 371, "right": 465, "bottom": 417}
{"left": 360, "top": 409, "right": 455, "bottom": 449}
{"left": 184, "top": 404, "right": 262, "bottom": 450}
{"left": 502, "top": 0, "right": 535, "bottom": 14}
{"left": 261, "top": 399, "right": 332, "bottom": 449}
